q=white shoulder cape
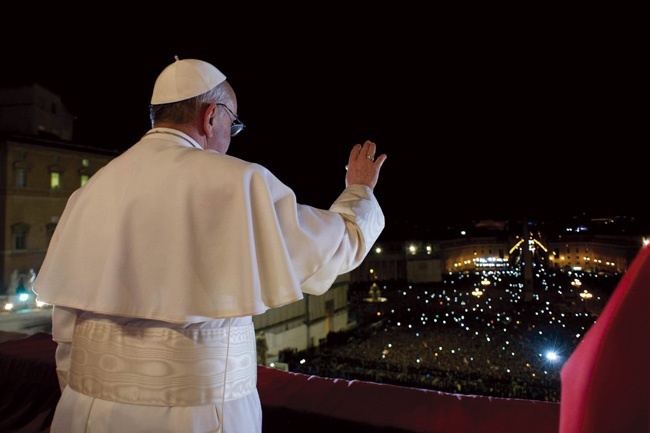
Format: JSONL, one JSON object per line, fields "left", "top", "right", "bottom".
{"left": 34, "top": 133, "right": 384, "bottom": 322}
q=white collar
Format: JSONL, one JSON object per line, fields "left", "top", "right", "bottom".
{"left": 143, "top": 128, "right": 202, "bottom": 149}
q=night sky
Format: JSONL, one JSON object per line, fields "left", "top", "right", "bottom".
{"left": 1, "top": 9, "right": 643, "bottom": 239}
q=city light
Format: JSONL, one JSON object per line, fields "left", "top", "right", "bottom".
{"left": 545, "top": 351, "right": 559, "bottom": 361}
{"left": 579, "top": 290, "right": 593, "bottom": 300}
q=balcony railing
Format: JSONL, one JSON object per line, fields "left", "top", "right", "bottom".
{"left": 0, "top": 332, "right": 559, "bottom": 433}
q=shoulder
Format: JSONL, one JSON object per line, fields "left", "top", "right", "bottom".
{"left": 193, "top": 151, "right": 291, "bottom": 193}
{"left": 199, "top": 150, "right": 271, "bottom": 176}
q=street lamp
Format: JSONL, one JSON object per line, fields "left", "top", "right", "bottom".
{"left": 579, "top": 289, "right": 593, "bottom": 313}
{"left": 579, "top": 290, "right": 593, "bottom": 300}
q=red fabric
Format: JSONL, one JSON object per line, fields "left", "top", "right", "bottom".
{"left": 258, "top": 366, "right": 559, "bottom": 433}
{"left": 560, "top": 244, "right": 650, "bottom": 433}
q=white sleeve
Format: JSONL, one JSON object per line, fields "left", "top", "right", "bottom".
{"left": 51, "top": 305, "right": 78, "bottom": 391}
{"left": 301, "top": 184, "right": 384, "bottom": 295}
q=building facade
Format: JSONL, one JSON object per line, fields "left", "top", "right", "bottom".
{"left": 1, "top": 83, "right": 119, "bottom": 296}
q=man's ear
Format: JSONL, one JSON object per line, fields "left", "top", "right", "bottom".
{"left": 204, "top": 103, "right": 217, "bottom": 136}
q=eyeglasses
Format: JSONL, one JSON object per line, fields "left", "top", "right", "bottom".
{"left": 216, "top": 103, "right": 245, "bottom": 137}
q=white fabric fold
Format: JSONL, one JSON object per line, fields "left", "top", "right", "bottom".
{"left": 34, "top": 132, "right": 385, "bottom": 322}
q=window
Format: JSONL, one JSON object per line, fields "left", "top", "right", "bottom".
{"left": 325, "top": 300, "right": 334, "bottom": 316}
{"left": 51, "top": 172, "right": 61, "bottom": 189}
{"left": 46, "top": 222, "right": 58, "bottom": 244}
{"left": 49, "top": 158, "right": 63, "bottom": 189}
{"left": 79, "top": 159, "right": 92, "bottom": 186}
{"left": 15, "top": 233, "right": 26, "bottom": 249}
{"left": 13, "top": 156, "right": 30, "bottom": 187}
{"left": 15, "top": 168, "right": 27, "bottom": 187}
{"left": 12, "top": 222, "right": 29, "bottom": 250}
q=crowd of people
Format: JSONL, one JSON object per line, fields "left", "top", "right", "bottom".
{"left": 283, "top": 268, "right": 619, "bottom": 403}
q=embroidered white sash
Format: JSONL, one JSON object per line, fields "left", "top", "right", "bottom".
{"left": 68, "top": 319, "right": 257, "bottom": 406}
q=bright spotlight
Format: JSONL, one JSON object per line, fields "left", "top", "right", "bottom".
{"left": 545, "top": 350, "right": 559, "bottom": 362}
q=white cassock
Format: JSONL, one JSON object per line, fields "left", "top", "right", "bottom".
{"left": 33, "top": 128, "right": 385, "bottom": 433}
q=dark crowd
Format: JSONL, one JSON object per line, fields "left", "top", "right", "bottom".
{"left": 283, "top": 269, "right": 619, "bottom": 402}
